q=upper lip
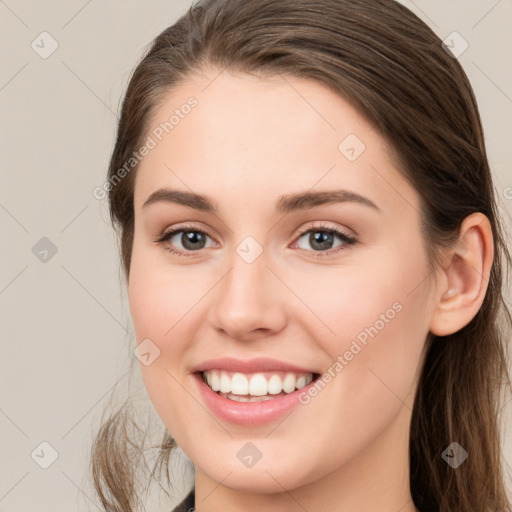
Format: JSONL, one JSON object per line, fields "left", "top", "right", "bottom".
{"left": 190, "top": 357, "right": 319, "bottom": 375}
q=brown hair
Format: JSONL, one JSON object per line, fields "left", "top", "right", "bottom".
{"left": 91, "top": 0, "right": 512, "bottom": 510}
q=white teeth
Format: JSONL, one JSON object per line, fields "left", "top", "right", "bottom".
{"left": 219, "top": 392, "right": 277, "bottom": 402}
{"left": 209, "top": 371, "right": 220, "bottom": 391}
{"left": 219, "top": 372, "right": 231, "bottom": 393}
{"left": 224, "top": 393, "right": 250, "bottom": 402}
{"left": 282, "top": 373, "right": 296, "bottom": 393}
{"left": 248, "top": 373, "right": 267, "bottom": 396}
{"left": 267, "top": 374, "right": 283, "bottom": 394}
{"left": 296, "top": 375, "right": 307, "bottom": 389}
{"left": 202, "top": 370, "right": 315, "bottom": 396}
{"left": 231, "top": 373, "right": 249, "bottom": 395}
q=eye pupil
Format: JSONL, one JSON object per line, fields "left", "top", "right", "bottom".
{"left": 310, "top": 231, "right": 333, "bottom": 251}
{"left": 183, "top": 231, "right": 206, "bottom": 250}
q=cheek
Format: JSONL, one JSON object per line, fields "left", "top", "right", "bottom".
{"left": 127, "top": 244, "right": 188, "bottom": 399}
{"left": 128, "top": 241, "right": 197, "bottom": 338}
{"left": 277, "top": 250, "right": 432, "bottom": 466}
{"left": 296, "top": 240, "right": 432, "bottom": 400}
{"left": 128, "top": 256, "right": 198, "bottom": 436}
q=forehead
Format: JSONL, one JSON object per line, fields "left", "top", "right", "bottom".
{"left": 133, "top": 70, "right": 419, "bottom": 216}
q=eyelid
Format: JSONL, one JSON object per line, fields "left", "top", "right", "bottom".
{"left": 154, "top": 221, "right": 213, "bottom": 240}
{"left": 294, "top": 221, "right": 355, "bottom": 239}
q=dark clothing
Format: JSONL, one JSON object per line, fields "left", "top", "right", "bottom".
{"left": 172, "top": 488, "right": 195, "bottom": 512}
{"left": 171, "top": 488, "right": 439, "bottom": 512}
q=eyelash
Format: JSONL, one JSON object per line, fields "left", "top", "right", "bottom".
{"left": 155, "top": 222, "right": 358, "bottom": 258}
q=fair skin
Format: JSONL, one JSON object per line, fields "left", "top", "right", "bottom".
{"left": 128, "top": 69, "right": 493, "bottom": 512}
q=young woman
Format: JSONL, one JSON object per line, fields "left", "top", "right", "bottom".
{"left": 91, "top": 1, "right": 512, "bottom": 511}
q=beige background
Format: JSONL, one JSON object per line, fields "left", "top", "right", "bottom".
{"left": 0, "top": 1, "right": 511, "bottom": 510}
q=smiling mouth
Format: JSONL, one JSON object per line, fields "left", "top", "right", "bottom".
{"left": 197, "top": 369, "right": 321, "bottom": 402}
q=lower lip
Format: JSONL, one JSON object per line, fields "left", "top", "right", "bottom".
{"left": 193, "top": 372, "right": 318, "bottom": 426}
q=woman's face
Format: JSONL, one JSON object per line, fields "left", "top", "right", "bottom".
{"left": 129, "top": 70, "right": 439, "bottom": 500}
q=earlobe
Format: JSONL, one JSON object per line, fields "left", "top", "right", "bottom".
{"left": 429, "top": 212, "right": 494, "bottom": 337}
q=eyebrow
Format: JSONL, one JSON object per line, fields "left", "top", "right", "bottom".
{"left": 142, "top": 188, "right": 380, "bottom": 213}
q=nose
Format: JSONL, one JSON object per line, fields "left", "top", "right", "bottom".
{"left": 208, "top": 248, "right": 287, "bottom": 341}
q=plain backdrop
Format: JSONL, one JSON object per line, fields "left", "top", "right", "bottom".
{"left": 1, "top": 1, "right": 511, "bottom": 511}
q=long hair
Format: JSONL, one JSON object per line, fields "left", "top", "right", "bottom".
{"left": 91, "top": 1, "right": 512, "bottom": 510}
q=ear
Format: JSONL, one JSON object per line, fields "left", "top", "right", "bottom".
{"left": 429, "top": 212, "right": 494, "bottom": 336}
